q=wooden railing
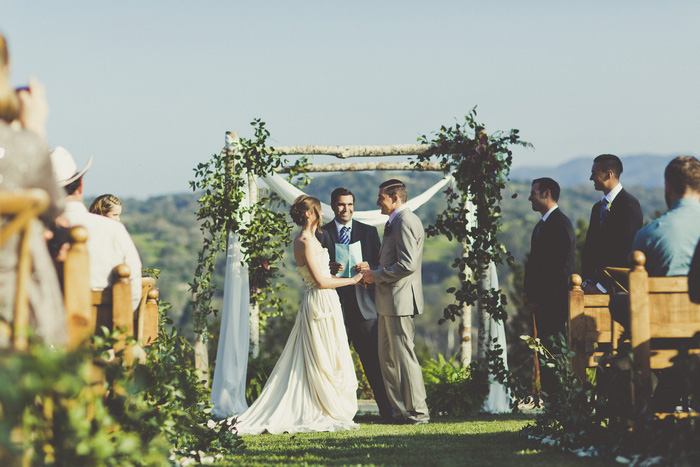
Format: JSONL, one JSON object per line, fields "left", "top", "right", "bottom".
{"left": 567, "top": 274, "right": 624, "bottom": 381}
{"left": 627, "top": 251, "right": 700, "bottom": 406}
{"left": 63, "top": 225, "right": 159, "bottom": 360}
{"left": 0, "top": 189, "right": 50, "bottom": 350}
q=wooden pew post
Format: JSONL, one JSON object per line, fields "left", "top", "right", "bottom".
{"left": 0, "top": 188, "right": 50, "bottom": 350}
{"left": 64, "top": 226, "right": 94, "bottom": 348}
{"left": 568, "top": 274, "right": 587, "bottom": 381}
{"left": 112, "top": 264, "right": 134, "bottom": 364}
{"left": 138, "top": 278, "right": 159, "bottom": 346}
{"left": 628, "top": 251, "right": 652, "bottom": 406}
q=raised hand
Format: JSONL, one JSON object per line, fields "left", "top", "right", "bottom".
{"left": 329, "top": 261, "right": 344, "bottom": 275}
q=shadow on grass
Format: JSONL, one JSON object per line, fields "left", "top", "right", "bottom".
{"left": 223, "top": 413, "right": 615, "bottom": 466}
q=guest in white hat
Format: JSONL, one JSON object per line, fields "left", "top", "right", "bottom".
{"left": 52, "top": 147, "right": 143, "bottom": 312}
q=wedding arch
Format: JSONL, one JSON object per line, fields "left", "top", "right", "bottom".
{"left": 189, "top": 111, "right": 530, "bottom": 418}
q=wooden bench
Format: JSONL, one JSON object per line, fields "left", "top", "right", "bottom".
{"left": 0, "top": 188, "right": 50, "bottom": 350}
{"left": 568, "top": 274, "right": 624, "bottom": 381}
{"left": 63, "top": 226, "right": 159, "bottom": 360}
{"left": 628, "top": 251, "right": 700, "bottom": 406}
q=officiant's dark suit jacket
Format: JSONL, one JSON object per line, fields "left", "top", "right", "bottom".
{"left": 582, "top": 189, "right": 643, "bottom": 289}
{"left": 317, "top": 219, "right": 381, "bottom": 324}
{"left": 523, "top": 208, "right": 576, "bottom": 338}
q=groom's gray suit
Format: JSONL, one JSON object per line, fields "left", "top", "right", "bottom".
{"left": 373, "top": 207, "right": 430, "bottom": 423}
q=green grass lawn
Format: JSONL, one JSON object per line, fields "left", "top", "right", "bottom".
{"left": 219, "top": 413, "right": 614, "bottom": 466}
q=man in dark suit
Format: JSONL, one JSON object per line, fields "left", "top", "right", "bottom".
{"left": 316, "top": 187, "right": 393, "bottom": 421}
{"left": 523, "top": 178, "right": 576, "bottom": 395}
{"left": 523, "top": 177, "right": 576, "bottom": 339}
{"left": 581, "top": 154, "right": 643, "bottom": 294}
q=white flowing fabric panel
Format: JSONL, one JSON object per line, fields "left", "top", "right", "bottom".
{"left": 480, "top": 261, "right": 512, "bottom": 413}
{"left": 260, "top": 173, "right": 453, "bottom": 227}
{"left": 210, "top": 231, "right": 251, "bottom": 418}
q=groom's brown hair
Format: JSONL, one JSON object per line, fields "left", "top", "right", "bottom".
{"left": 379, "top": 179, "right": 407, "bottom": 203}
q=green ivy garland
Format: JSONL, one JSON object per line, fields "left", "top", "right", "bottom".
{"left": 416, "top": 108, "right": 531, "bottom": 323}
{"left": 189, "top": 119, "right": 307, "bottom": 335}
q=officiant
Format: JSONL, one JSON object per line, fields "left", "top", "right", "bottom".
{"left": 317, "top": 187, "right": 393, "bottom": 421}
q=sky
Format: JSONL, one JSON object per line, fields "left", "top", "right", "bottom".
{"left": 2, "top": 1, "right": 699, "bottom": 199}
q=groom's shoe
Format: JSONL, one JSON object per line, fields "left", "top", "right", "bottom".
{"left": 403, "top": 418, "right": 430, "bottom": 425}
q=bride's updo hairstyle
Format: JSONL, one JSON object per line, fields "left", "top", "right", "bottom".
{"left": 290, "top": 195, "right": 322, "bottom": 230}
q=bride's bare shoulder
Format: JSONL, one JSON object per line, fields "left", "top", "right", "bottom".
{"left": 294, "top": 233, "right": 321, "bottom": 254}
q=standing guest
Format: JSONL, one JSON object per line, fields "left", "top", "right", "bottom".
{"left": 317, "top": 187, "right": 393, "bottom": 422}
{"left": 361, "top": 180, "right": 430, "bottom": 425}
{"left": 522, "top": 178, "right": 575, "bottom": 394}
{"left": 89, "top": 194, "right": 122, "bottom": 222}
{"left": 0, "top": 31, "right": 67, "bottom": 347}
{"left": 51, "top": 147, "right": 142, "bottom": 311}
{"left": 581, "top": 154, "right": 643, "bottom": 294}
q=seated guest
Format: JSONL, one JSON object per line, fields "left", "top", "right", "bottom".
{"left": 631, "top": 156, "right": 700, "bottom": 277}
{"left": 689, "top": 240, "right": 700, "bottom": 304}
{"left": 89, "top": 194, "right": 122, "bottom": 222}
{"left": 614, "top": 156, "right": 700, "bottom": 411}
{"left": 0, "top": 31, "right": 67, "bottom": 347}
{"left": 51, "top": 147, "right": 142, "bottom": 311}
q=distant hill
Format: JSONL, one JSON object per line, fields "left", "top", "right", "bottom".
{"left": 510, "top": 154, "right": 687, "bottom": 188}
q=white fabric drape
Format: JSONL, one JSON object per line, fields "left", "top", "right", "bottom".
{"left": 260, "top": 173, "right": 452, "bottom": 227}
{"left": 210, "top": 232, "right": 251, "bottom": 417}
{"left": 480, "top": 261, "right": 512, "bottom": 413}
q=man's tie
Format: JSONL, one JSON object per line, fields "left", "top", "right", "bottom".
{"left": 534, "top": 220, "right": 543, "bottom": 239}
{"left": 383, "top": 220, "right": 392, "bottom": 238}
{"left": 599, "top": 199, "right": 609, "bottom": 226}
{"left": 339, "top": 226, "right": 350, "bottom": 245}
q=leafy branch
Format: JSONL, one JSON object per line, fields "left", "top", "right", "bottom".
{"left": 189, "top": 119, "right": 309, "bottom": 336}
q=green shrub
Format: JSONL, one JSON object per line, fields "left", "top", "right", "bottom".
{"left": 0, "top": 303, "right": 244, "bottom": 466}
{"left": 0, "top": 341, "right": 170, "bottom": 466}
{"left": 422, "top": 354, "right": 489, "bottom": 417}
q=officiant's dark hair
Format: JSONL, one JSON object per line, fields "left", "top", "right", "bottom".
{"left": 290, "top": 195, "right": 323, "bottom": 230}
{"left": 379, "top": 179, "right": 407, "bottom": 203}
{"left": 330, "top": 187, "right": 355, "bottom": 206}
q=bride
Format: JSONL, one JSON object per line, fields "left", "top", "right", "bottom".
{"left": 234, "top": 195, "right": 363, "bottom": 435}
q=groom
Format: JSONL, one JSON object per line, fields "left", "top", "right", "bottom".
{"left": 317, "top": 187, "right": 393, "bottom": 421}
{"left": 361, "top": 179, "right": 430, "bottom": 425}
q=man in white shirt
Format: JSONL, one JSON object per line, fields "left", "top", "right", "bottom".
{"left": 51, "top": 147, "right": 142, "bottom": 310}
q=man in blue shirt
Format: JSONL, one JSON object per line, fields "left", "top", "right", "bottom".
{"left": 631, "top": 156, "right": 700, "bottom": 276}
{"left": 618, "top": 156, "right": 700, "bottom": 412}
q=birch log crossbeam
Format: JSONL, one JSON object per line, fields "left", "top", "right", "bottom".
{"left": 272, "top": 143, "right": 437, "bottom": 158}
{"left": 277, "top": 161, "right": 444, "bottom": 173}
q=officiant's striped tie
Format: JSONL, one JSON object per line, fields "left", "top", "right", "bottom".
{"left": 340, "top": 226, "right": 350, "bottom": 245}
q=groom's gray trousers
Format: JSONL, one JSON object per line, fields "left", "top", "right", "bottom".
{"left": 378, "top": 314, "right": 430, "bottom": 422}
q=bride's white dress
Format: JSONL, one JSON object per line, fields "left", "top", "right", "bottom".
{"left": 234, "top": 248, "right": 359, "bottom": 435}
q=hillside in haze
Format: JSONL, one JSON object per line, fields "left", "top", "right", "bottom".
{"left": 510, "top": 154, "right": 687, "bottom": 188}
